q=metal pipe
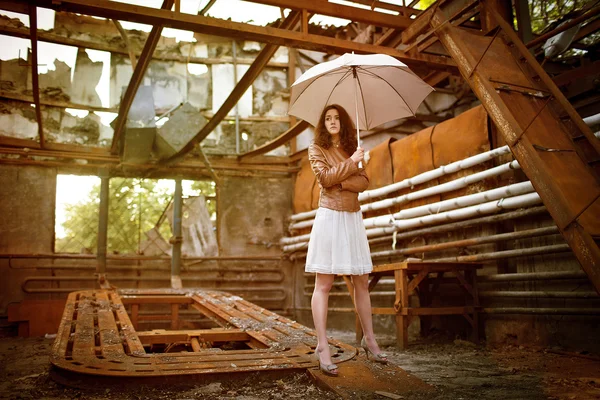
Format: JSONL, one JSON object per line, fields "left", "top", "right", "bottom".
{"left": 433, "top": 244, "right": 571, "bottom": 263}
{"left": 96, "top": 173, "right": 109, "bottom": 274}
{"left": 478, "top": 270, "right": 588, "bottom": 282}
{"left": 583, "top": 113, "right": 600, "bottom": 127}
{"left": 289, "top": 206, "right": 549, "bottom": 260}
{"left": 371, "top": 226, "right": 559, "bottom": 259}
{"left": 171, "top": 179, "right": 183, "bottom": 288}
{"left": 370, "top": 206, "right": 548, "bottom": 246}
{"left": 483, "top": 307, "right": 600, "bottom": 315}
{"left": 479, "top": 291, "right": 599, "bottom": 299}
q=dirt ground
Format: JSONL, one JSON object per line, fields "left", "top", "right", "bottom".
{"left": 1, "top": 330, "right": 599, "bottom": 400}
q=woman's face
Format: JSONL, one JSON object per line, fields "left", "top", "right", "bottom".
{"left": 324, "top": 108, "right": 340, "bottom": 136}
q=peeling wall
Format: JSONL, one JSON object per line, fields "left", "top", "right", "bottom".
{"left": 0, "top": 166, "right": 296, "bottom": 322}
{"left": 1, "top": 13, "right": 291, "bottom": 154}
{"left": 0, "top": 165, "right": 56, "bottom": 314}
{"left": 219, "top": 175, "right": 293, "bottom": 256}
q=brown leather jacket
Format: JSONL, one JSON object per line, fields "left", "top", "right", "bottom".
{"left": 308, "top": 143, "right": 369, "bottom": 212}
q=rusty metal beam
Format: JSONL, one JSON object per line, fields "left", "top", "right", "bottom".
{"left": 242, "top": 0, "right": 414, "bottom": 30}
{"left": 345, "top": 0, "right": 421, "bottom": 17}
{"left": 430, "top": 2, "right": 600, "bottom": 294}
{"left": 50, "top": 289, "right": 356, "bottom": 377}
{"left": 29, "top": 0, "right": 454, "bottom": 69}
{"left": 0, "top": 89, "right": 289, "bottom": 122}
{"left": 0, "top": 23, "right": 288, "bottom": 68}
{"left": 238, "top": 120, "right": 309, "bottom": 160}
{"left": 0, "top": 142, "right": 298, "bottom": 177}
{"left": 165, "top": 11, "right": 301, "bottom": 162}
{"left": 402, "top": 0, "right": 477, "bottom": 45}
{"left": 0, "top": 0, "right": 27, "bottom": 13}
{"left": 110, "top": 0, "right": 174, "bottom": 154}
{"left": 28, "top": 4, "right": 44, "bottom": 148}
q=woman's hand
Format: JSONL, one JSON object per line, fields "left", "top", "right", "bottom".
{"left": 351, "top": 147, "right": 364, "bottom": 164}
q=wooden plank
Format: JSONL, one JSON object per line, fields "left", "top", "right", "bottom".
{"left": 110, "top": 0, "right": 174, "bottom": 154}
{"left": 371, "top": 307, "right": 396, "bottom": 315}
{"left": 455, "top": 270, "right": 474, "bottom": 297}
{"left": 237, "top": 0, "right": 414, "bottom": 30}
{"left": 130, "top": 304, "right": 139, "bottom": 330}
{"left": 95, "top": 292, "right": 126, "bottom": 358}
{"left": 238, "top": 120, "right": 310, "bottom": 160}
{"left": 405, "top": 306, "right": 479, "bottom": 316}
{"left": 32, "top": 0, "right": 454, "bottom": 70}
{"left": 71, "top": 299, "right": 96, "bottom": 359}
{"left": 373, "top": 262, "right": 482, "bottom": 273}
{"left": 0, "top": 0, "right": 28, "bottom": 13}
{"left": 136, "top": 329, "right": 249, "bottom": 345}
{"left": 108, "top": 292, "right": 146, "bottom": 355}
{"left": 407, "top": 268, "right": 430, "bottom": 294}
{"left": 120, "top": 296, "right": 193, "bottom": 304}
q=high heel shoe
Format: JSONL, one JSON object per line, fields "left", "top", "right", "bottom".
{"left": 361, "top": 337, "right": 388, "bottom": 364}
{"left": 314, "top": 350, "right": 339, "bottom": 376}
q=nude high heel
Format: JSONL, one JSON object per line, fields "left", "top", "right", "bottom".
{"left": 361, "top": 337, "right": 388, "bottom": 364}
{"left": 314, "top": 350, "right": 339, "bottom": 376}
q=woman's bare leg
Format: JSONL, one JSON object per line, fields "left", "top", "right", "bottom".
{"left": 352, "top": 274, "right": 384, "bottom": 355}
{"left": 312, "top": 273, "right": 336, "bottom": 365}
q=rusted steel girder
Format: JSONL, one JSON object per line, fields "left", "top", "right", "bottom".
{"left": 429, "top": 1, "right": 600, "bottom": 294}
{"left": 51, "top": 289, "right": 357, "bottom": 378}
{"left": 109, "top": 0, "right": 174, "bottom": 154}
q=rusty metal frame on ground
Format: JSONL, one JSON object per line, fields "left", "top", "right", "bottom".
{"left": 51, "top": 288, "right": 356, "bottom": 377}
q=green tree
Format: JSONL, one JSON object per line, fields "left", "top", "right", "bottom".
{"left": 56, "top": 178, "right": 216, "bottom": 254}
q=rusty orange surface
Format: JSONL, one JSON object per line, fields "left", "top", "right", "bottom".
{"left": 50, "top": 289, "right": 357, "bottom": 377}
{"left": 293, "top": 156, "right": 316, "bottom": 214}
{"left": 365, "top": 137, "right": 396, "bottom": 190}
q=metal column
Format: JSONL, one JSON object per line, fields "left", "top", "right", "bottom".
{"left": 171, "top": 178, "right": 183, "bottom": 289}
{"left": 96, "top": 171, "right": 110, "bottom": 288}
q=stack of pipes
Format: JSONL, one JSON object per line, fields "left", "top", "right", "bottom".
{"left": 281, "top": 145, "right": 565, "bottom": 263}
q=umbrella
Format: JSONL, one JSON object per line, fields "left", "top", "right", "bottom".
{"left": 288, "top": 53, "right": 434, "bottom": 144}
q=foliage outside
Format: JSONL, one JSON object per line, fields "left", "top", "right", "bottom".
{"left": 56, "top": 177, "right": 216, "bottom": 255}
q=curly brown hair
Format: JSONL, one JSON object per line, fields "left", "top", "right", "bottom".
{"left": 313, "top": 104, "right": 358, "bottom": 156}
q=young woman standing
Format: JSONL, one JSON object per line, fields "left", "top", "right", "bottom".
{"left": 306, "top": 104, "right": 388, "bottom": 376}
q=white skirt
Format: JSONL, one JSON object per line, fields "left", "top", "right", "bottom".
{"left": 305, "top": 207, "right": 373, "bottom": 275}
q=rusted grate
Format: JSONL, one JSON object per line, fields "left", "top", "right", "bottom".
{"left": 50, "top": 289, "right": 356, "bottom": 377}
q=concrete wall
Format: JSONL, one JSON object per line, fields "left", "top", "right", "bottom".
{"left": 218, "top": 174, "right": 293, "bottom": 256}
{"left": 0, "top": 166, "right": 297, "bottom": 328}
{"left": 0, "top": 165, "right": 56, "bottom": 313}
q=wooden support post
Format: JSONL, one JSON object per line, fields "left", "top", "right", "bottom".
{"left": 394, "top": 270, "right": 409, "bottom": 349}
{"left": 301, "top": 8, "right": 308, "bottom": 35}
{"left": 190, "top": 337, "right": 201, "bottom": 352}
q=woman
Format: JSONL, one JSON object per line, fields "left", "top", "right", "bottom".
{"left": 306, "top": 104, "right": 388, "bottom": 376}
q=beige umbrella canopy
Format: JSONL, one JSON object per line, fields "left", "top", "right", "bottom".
{"left": 288, "top": 53, "right": 434, "bottom": 140}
